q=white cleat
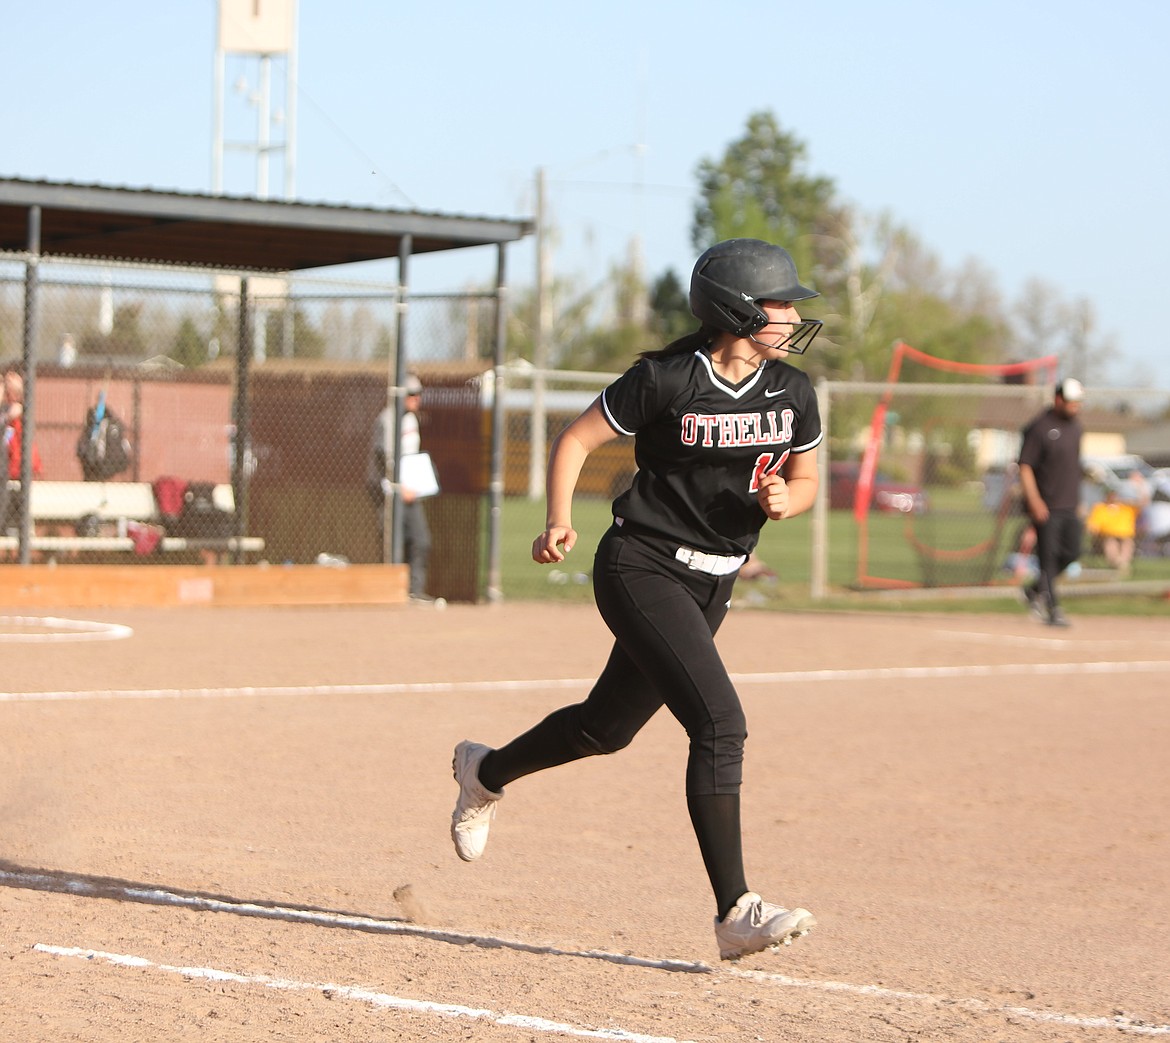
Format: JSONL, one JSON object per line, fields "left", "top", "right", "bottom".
{"left": 715, "top": 891, "right": 816, "bottom": 961}
{"left": 450, "top": 740, "right": 504, "bottom": 862}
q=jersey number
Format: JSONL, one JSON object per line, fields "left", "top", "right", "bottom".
{"left": 750, "top": 450, "right": 790, "bottom": 493}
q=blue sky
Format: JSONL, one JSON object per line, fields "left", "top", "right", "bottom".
{"left": 3, "top": 1, "right": 1168, "bottom": 385}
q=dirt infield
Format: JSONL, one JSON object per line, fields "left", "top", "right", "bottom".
{"left": 1, "top": 602, "right": 1168, "bottom": 1042}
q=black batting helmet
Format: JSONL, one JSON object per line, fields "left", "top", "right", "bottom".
{"left": 689, "top": 238, "right": 818, "bottom": 338}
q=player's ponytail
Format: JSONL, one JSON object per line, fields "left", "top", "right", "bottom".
{"left": 639, "top": 327, "right": 712, "bottom": 361}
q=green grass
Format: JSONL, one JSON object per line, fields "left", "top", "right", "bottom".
{"left": 496, "top": 495, "right": 1170, "bottom": 616}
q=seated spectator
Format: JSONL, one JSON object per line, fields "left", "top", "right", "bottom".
{"left": 1, "top": 369, "right": 43, "bottom": 539}
{"left": 1086, "top": 488, "right": 1137, "bottom": 575}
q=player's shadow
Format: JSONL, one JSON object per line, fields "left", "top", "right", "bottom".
{"left": 0, "top": 859, "right": 709, "bottom": 973}
{"left": 0, "top": 857, "right": 415, "bottom": 935}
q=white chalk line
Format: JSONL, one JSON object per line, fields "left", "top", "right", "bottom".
{"left": 12, "top": 873, "right": 1168, "bottom": 1037}
{"left": 3, "top": 659, "right": 1170, "bottom": 703}
{"left": 33, "top": 944, "right": 689, "bottom": 1043}
{"left": 729, "top": 967, "right": 1170, "bottom": 1037}
{"left": 933, "top": 628, "right": 1113, "bottom": 648}
{"left": 0, "top": 615, "right": 132, "bottom": 643}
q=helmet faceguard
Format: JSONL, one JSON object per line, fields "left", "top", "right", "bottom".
{"left": 689, "top": 238, "right": 822, "bottom": 353}
{"left": 745, "top": 319, "right": 823, "bottom": 355}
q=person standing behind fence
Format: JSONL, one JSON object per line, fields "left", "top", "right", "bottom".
{"left": 368, "top": 373, "right": 433, "bottom": 601}
{"left": 1, "top": 369, "right": 43, "bottom": 539}
{"left": 1018, "top": 378, "right": 1085, "bottom": 627}
{"left": 449, "top": 238, "right": 824, "bottom": 961}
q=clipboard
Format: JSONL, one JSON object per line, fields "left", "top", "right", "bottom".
{"left": 400, "top": 452, "right": 439, "bottom": 498}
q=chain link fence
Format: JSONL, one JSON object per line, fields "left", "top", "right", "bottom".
{"left": 497, "top": 367, "right": 1170, "bottom": 601}
{"left": 0, "top": 256, "right": 499, "bottom": 598}
{"left": 4, "top": 255, "right": 1168, "bottom": 602}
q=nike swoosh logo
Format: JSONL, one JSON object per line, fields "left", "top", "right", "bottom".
{"left": 764, "top": 388, "right": 786, "bottom": 398}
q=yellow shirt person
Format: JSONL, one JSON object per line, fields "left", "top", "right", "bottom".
{"left": 1087, "top": 490, "right": 1137, "bottom": 573}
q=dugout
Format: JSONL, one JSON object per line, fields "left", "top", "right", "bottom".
{"left": 0, "top": 177, "right": 533, "bottom": 604}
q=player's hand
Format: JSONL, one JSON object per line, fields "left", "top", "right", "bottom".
{"left": 757, "top": 474, "right": 790, "bottom": 520}
{"left": 533, "top": 524, "right": 576, "bottom": 563}
{"left": 1029, "top": 499, "right": 1050, "bottom": 524}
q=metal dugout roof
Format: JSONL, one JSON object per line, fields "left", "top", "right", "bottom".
{"left": 0, "top": 177, "right": 533, "bottom": 271}
{"left": 1, "top": 177, "right": 531, "bottom": 578}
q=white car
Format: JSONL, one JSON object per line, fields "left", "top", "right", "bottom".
{"left": 1081, "top": 454, "right": 1154, "bottom": 510}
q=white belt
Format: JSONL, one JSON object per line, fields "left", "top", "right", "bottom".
{"left": 674, "top": 546, "right": 746, "bottom": 576}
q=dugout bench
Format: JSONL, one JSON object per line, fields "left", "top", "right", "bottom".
{"left": 1, "top": 480, "right": 265, "bottom": 559}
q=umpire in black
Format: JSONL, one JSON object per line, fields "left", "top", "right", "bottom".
{"left": 1018, "top": 378, "right": 1085, "bottom": 627}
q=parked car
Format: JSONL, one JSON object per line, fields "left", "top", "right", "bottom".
{"left": 1082, "top": 453, "right": 1154, "bottom": 492}
{"left": 1081, "top": 453, "right": 1154, "bottom": 510}
{"left": 828, "top": 461, "right": 928, "bottom": 514}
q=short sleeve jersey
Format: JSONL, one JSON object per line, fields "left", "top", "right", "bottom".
{"left": 600, "top": 349, "right": 822, "bottom": 557}
{"left": 1018, "top": 409, "right": 1082, "bottom": 512}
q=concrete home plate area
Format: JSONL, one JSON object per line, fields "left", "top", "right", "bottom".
{"left": 1, "top": 602, "right": 1168, "bottom": 1042}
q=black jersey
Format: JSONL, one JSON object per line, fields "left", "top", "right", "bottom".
{"left": 1018, "top": 408, "right": 1082, "bottom": 512}
{"left": 600, "top": 348, "right": 823, "bottom": 557}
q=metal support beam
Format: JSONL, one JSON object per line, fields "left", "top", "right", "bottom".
{"left": 486, "top": 242, "right": 509, "bottom": 602}
{"left": 232, "top": 276, "right": 252, "bottom": 564}
{"left": 812, "top": 377, "right": 829, "bottom": 600}
{"left": 18, "top": 205, "right": 41, "bottom": 565}
{"left": 390, "top": 235, "right": 412, "bottom": 568}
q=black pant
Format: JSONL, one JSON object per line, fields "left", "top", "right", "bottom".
{"left": 481, "top": 524, "right": 751, "bottom": 913}
{"left": 372, "top": 492, "right": 431, "bottom": 597}
{"left": 587, "top": 525, "right": 744, "bottom": 793}
{"left": 488, "top": 524, "right": 744, "bottom": 795}
{"left": 0, "top": 480, "right": 22, "bottom": 539}
{"left": 1032, "top": 510, "right": 1082, "bottom": 610}
{"left": 402, "top": 499, "right": 432, "bottom": 597}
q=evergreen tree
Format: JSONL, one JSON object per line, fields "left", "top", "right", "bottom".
{"left": 172, "top": 315, "right": 207, "bottom": 367}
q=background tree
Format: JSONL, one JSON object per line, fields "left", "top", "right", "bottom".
{"left": 648, "top": 269, "right": 693, "bottom": 345}
{"left": 284, "top": 306, "right": 326, "bottom": 359}
{"left": 172, "top": 315, "right": 207, "bottom": 367}
{"left": 80, "top": 301, "right": 148, "bottom": 359}
{"left": 692, "top": 110, "right": 844, "bottom": 288}
{"left": 566, "top": 258, "right": 663, "bottom": 371}
{"left": 689, "top": 113, "right": 930, "bottom": 382}
{"left": 690, "top": 111, "right": 1023, "bottom": 386}
{"left": 1010, "top": 279, "right": 1116, "bottom": 384}
{"left": 542, "top": 109, "right": 1116, "bottom": 400}
{"left": 504, "top": 277, "right": 604, "bottom": 368}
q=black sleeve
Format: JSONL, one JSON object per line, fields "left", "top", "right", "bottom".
{"left": 600, "top": 359, "right": 667, "bottom": 435}
{"left": 789, "top": 371, "right": 823, "bottom": 453}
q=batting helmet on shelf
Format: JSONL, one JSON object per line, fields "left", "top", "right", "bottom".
{"left": 689, "top": 238, "right": 821, "bottom": 352}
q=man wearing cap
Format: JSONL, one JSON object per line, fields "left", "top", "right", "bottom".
{"left": 368, "top": 373, "right": 434, "bottom": 600}
{"left": 1018, "top": 379, "right": 1085, "bottom": 626}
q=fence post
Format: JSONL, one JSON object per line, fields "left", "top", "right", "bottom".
{"left": 391, "top": 234, "right": 412, "bottom": 568}
{"left": 231, "top": 276, "right": 252, "bottom": 564}
{"left": 18, "top": 205, "right": 41, "bottom": 566}
{"left": 486, "top": 243, "right": 509, "bottom": 603}
{"left": 813, "top": 377, "right": 830, "bottom": 600}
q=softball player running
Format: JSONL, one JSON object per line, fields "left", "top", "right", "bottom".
{"left": 452, "top": 238, "right": 823, "bottom": 960}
